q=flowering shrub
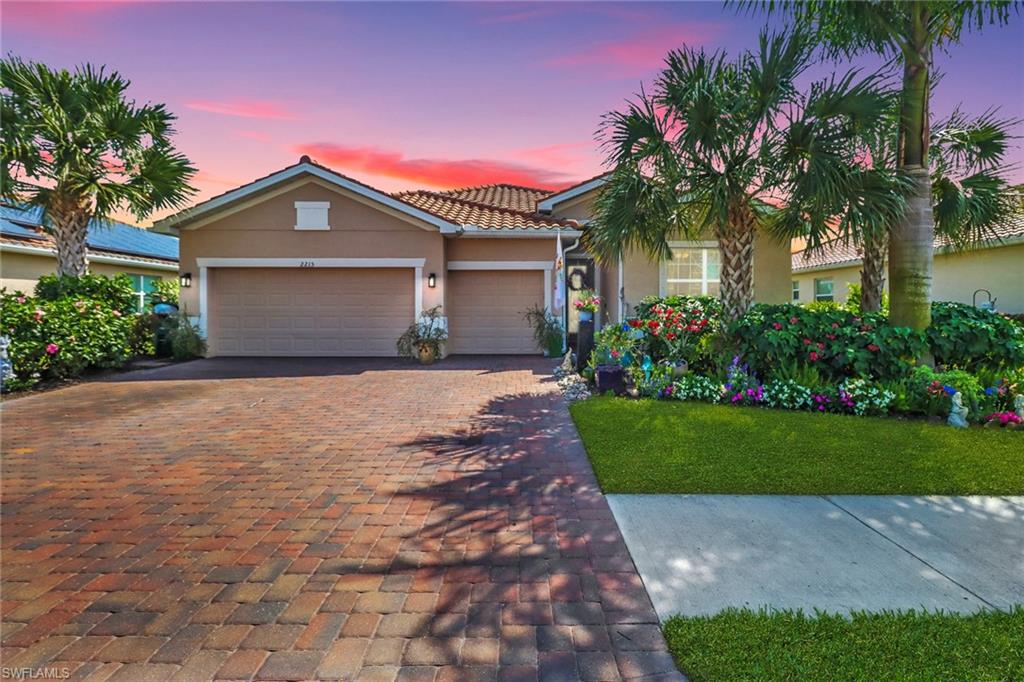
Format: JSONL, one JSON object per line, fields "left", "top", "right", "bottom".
{"left": 673, "top": 374, "right": 723, "bottom": 403}
{"left": 594, "top": 322, "right": 643, "bottom": 366}
{"left": 1, "top": 276, "right": 143, "bottom": 391}
{"left": 927, "top": 302, "right": 1024, "bottom": 371}
{"left": 729, "top": 304, "right": 926, "bottom": 382}
{"left": 723, "top": 356, "right": 763, "bottom": 405}
{"left": 838, "top": 378, "right": 895, "bottom": 416}
{"left": 762, "top": 379, "right": 813, "bottom": 410}
{"left": 984, "top": 412, "right": 1022, "bottom": 426}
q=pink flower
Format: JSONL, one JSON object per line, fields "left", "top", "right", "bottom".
{"left": 772, "top": 322, "right": 782, "bottom": 330}
{"left": 831, "top": 322, "right": 839, "bottom": 329}
{"left": 112, "top": 310, "right": 122, "bottom": 317}
{"left": 808, "top": 351, "right": 819, "bottom": 362}
{"left": 867, "top": 344, "right": 880, "bottom": 352}
{"left": 803, "top": 338, "right": 812, "bottom": 345}
{"left": 15, "top": 296, "right": 25, "bottom": 304}
{"left": 789, "top": 316, "right": 798, "bottom": 324}
{"left": 45, "top": 343, "right": 59, "bottom": 355}
{"left": 33, "top": 309, "right": 45, "bottom": 322}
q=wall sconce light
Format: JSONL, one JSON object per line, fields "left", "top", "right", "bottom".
{"left": 428, "top": 273, "right": 436, "bottom": 288}
{"left": 179, "top": 272, "right": 192, "bottom": 288}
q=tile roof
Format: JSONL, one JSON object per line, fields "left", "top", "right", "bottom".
{"left": 0, "top": 205, "right": 179, "bottom": 263}
{"left": 792, "top": 214, "right": 1024, "bottom": 272}
{"left": 393, "top": 188, "right": 580, "bottom": 231}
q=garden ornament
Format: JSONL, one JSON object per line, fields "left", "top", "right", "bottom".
{"left": 0, "top": 335, "right": 12, "bottom": 388}
{"left": 641, "top": 355, "right": 653, "bottom": 383}
{"left": 1015, "top": 394, "right": 1024, "bottom": 421}
{"left": 560, "top": 350, "right": 574, "bottom": 374}
{"left": 947, "top": 391, "right": 969, "bottom": 429}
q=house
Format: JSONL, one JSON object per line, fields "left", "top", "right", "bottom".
{"left": 791, "top": 217, "right": 1024, "bottom": 313}
{"left": 159, "top": 158, "right": 792, "bottom": 357}
{"left": 1, "top": 204, "right": 179, "bottom": 309}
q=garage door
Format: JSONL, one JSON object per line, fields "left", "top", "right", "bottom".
{"left": 447, "top": 269, "right": 546, "bottom": 354}
{"left": 209, "top": 268, "right": 413, "bottom": 356}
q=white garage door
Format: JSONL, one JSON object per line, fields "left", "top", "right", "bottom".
{"left": 208, "top": 268, "right": 413, "bottom": 356}
{"left": 447, "top": 269, "right": 546, "bottom": 354}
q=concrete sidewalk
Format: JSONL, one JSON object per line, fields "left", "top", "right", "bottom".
{"left": 608, "top": 495, "right": 1024, "bottom": 620}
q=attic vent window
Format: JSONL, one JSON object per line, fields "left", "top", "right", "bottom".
{"left": 295, "top": 201, "right": 330, "bottom": 230}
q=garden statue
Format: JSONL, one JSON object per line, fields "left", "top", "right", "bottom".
{"left": 560, "top": 350, "right": 574, "bottom": 374}
{"left": 1015, "top": 394, "right": 1024, "bottom": 421}
{"left": 0, "top": 335, "right": 12, "bottom": 390}
{"left": 947, "top": 391, "right": 969, "bottom": 429}
{"left": 641, "top": 355, "right": 653, "bottom": 384}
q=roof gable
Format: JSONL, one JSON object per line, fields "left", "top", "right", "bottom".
{"left": 536, "top": 173, "right": 610, "bottom": 213}
{"left": 157, "top": 157, "right": 460, "bottom": 233}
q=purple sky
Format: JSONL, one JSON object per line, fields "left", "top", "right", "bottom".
{"left": 3, "top": 1, "right": 1022, "bottom": 224}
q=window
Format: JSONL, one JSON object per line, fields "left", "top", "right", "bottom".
{"left": 294, "top": 201, "right": 330, "bottom": 230}
{"left": 128, "top": 274, "right": 162, "bottom": 312}
{"left": 792, "top": 281, "right": 800, "bottom": 301}
{"left": 663, "top": 245, "right": 721, "bottom": 297}
{"left": 814, "top": 278, "right": 834, "bottom": 302}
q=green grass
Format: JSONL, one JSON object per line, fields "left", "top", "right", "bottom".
{"left": 569, "top": 397, "right": 1024, "bottom": 494}
{"left": 663, "top": 608, "right": 1024, "bottom": 682}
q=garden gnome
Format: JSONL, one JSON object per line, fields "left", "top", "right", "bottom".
{"left": 947, "top": 391, "right": 969, "bottom": 429}
{"left": 1015, "top": 394, "right": 1024, "bottom": 421}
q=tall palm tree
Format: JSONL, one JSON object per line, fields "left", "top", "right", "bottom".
{"left": 747, "top": 1, "right": 1018, "bottom": 329}
{"left": 1, "top": 57, "right": 196, "bottom": 276}
{"left": 587, "top": 31, "right": 902, "bottom": 320}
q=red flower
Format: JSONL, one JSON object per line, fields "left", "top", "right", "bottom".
{"left": 803, "top": 338, "right": 812, "bottom": 345}
{"left": 867, "top": 344, "right": 880, "bottom": 352}
{"left": 809, "top": 351, "right": 819, "bottom": 362}
{"left": 817, "top": 342, "right": 825, "bottom": 350}
{"left": 628, "top": 319, "right": 642, "bottom": 328}
{"left": 789, "top": 316, "right": 798, "bottom": 324}
{"left": 772, "top": 322, "right": 782, "bottom": 330}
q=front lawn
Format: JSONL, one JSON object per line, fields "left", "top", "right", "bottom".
{"left": 570, "top": 397, "right": 1023, "bottom": 494}
{"left": 663, "top": 608, "right": 1024, "bottom": 682}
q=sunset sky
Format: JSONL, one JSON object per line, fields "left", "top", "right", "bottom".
{"left": 3, "top": 1, "right": 1023, "bottom": 225}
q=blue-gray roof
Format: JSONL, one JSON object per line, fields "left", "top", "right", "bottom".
{"left": 0, "top": 205, "right": 178, "bottom": 262}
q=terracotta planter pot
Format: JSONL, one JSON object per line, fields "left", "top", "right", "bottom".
{"left": 417, "top": 344, "right": 437, "bottom": 365}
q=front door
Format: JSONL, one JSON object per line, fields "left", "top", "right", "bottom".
{"left": 565, "top": 257, "right": 595, "bottom": 351}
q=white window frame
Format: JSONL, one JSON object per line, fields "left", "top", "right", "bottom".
{"left": 128, "top": 273, "right": 162, "bottom": 312}
{"left": 659, "top": 241, "right": 721, "bottom": 297}
{"left": 294, "top": 201, "right": 330, "bottom": 230}
{"left": 814, "top": 277, "right": 834, "bottom": 302}
{"left": 792, "top": 280, "right": 800, "bottom": 301}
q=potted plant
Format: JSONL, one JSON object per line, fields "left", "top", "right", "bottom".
{"left": 397, "top": 305, "right": 447, "bottom": 364}
{"left": 523, "top": 305, "right": 564, "bottom": 357}
{"left": 574, "top": 290, "right": 600, "bottom": 323}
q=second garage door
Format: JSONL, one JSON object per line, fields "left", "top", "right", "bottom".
{"left": 447, "top": 269, "right": 546, "bottom": 354}
{"left": 208, "top": 268, "right": 413, "bottom": 356}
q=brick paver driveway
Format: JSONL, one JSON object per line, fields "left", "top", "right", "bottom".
{"left": 2, "top": 357, "right": 679, "bottom": 681}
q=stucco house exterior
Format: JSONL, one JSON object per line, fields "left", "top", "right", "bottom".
{"left": 792, "top": 217, "right": 1024, "bottom": 313}
{"left": 1, "top": 204, "right": 179, "bottom": 309}
{"left": 159, "top": 158, "right": 792, "bottom": 357}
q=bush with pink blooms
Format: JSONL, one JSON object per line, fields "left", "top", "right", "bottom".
{"left": 1, "top": 275, "right": 143, "bottom": 391}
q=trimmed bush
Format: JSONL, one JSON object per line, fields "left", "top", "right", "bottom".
{"left": 927, "top": 302, "right": 1024, "bottom": 371}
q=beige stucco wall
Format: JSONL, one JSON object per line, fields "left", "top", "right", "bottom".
{"left": 177, "top": 179, "right": 446, "bottom": 318}
{"left": 792, "top": 243, "right": 1024, "bottom": 313}
{"left": 549, "top": 194, "right": 596, "bottom": 223}
{"left": 445, "top": 237, "right": 556, "bottom": 261}
{"left": 1, "top": 250, "right": 174, "bottom": 296}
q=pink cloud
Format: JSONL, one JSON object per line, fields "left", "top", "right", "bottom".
{"left": 511, "top": 141, "right": 594, "bottom": 167}
{"left": 3, "top": 1, "right": 139, "bottom": 37}
{"left": 185, "top": 99, "right": 296, "bottom": 120}
{"left": 294, "top": 143, "right": 578, "bottom": 190}
{"left": 547, "top": 24, "right": 721, "bottom": 75}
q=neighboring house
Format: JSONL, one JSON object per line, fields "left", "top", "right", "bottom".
{"left": 1, "top": 204, "right": 179, "bottom": 309}
{"left": 792, "top": 216, "right": 1024, "bottom": 313}
{"left": 159, "top": 158, "right": 792, "bottom": 357}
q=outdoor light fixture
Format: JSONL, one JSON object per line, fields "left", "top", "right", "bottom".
{"left": 428, "top": 273, "right": 436, "bottom": 288}
{"left": 179, "top": 272, "right": 192, "bottom": 288}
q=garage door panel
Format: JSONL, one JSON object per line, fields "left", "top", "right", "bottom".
{"left": 448, "top": 270, "right": 545, "bottom": 355}
{"left": 209, "top": 268, "right": 413, "bottom": 356}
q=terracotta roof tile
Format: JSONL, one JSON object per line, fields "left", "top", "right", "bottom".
{"left": 393, "top": 189, "right": 579, "bottom": 231}
{"left": 792, "top": 215, "right": 1024, "bottom": 272}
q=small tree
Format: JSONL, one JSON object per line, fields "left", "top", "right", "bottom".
{"left": 1, "top": 57, "right": 196, "bottom": 276}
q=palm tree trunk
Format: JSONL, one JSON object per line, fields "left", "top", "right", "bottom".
{"left": 719, "top": 205, "right": 756, "bottom": 321}
{"left": 859, "top": 231, "right": 886, "bottom": 313}
{"left": 889, "top": 3, "right": 934, "bottom": 330}
{"left": 50, "top": 200, "right": 90, "bottom": 277}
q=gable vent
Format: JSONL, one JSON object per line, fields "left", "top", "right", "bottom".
{"left": 295, "top": 201, "right": 330, "bottom": 230}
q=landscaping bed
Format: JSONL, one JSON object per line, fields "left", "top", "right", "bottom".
{"left": 663, "top": 607, "right": 1024, "bottom": 682}
{"left": 571, "top": 397, "right": 1024, "bottom": 494}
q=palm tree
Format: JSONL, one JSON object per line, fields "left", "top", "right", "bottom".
{"left": 587, "top": 31, "right": 903, "bottom": 320}
{"left": 747, "top": 1, "right": 1018, "bottom": 329}
{"left": 1, "top": 57, "right": 196, "bottom": 276}
{"left": 851, "top": 108, "right": 1020, "bottom": 312}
